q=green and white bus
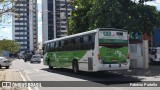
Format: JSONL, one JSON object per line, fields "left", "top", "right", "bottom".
{"left": 43, "top": 28, "right": 130, "bottom": 73}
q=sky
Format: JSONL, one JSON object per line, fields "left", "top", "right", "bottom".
{"left": 145, "top": 0, "right": 160, "bottom": 10}
{"left": 0, "top": 0, "right": 42, "bottom": 42}
{"left": 37, "top": 0, "right": 42, "bottom": 43}
{"left": 0, "top": 0, "right": 160, "bottom": 42}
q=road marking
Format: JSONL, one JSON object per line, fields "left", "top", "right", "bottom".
{"left": 24, "top": 70, "right": 31, "bottom": 74}
{"left": 16, "top": 60, "right": 39, "bottom": 90}
{"left": 29, "top": 73, "right": 54, "bottom": 77}
{"left": 19, "top": 71, "right": 32, "bottom": 90}
{"left": 14, "top": 60, "right": 32, "bottom": 90}
{"left": 25, "top": 71, "right": 39, "bottom": 90}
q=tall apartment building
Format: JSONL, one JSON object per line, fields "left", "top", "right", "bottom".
{"left": 42, "top": 0, "right": 73, "bottom": 43}
{"left": 12, "top": 0, "right": 38, "bottom": 51}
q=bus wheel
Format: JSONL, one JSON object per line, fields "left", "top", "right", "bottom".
{"left": 49, "top": 66, "right": 53, "bottom": 69}
{"left": 48, "top": 60, "right": 53, "bottom": 69}
{"left": 73, "top": 60, "right": 79, "bottom": 73}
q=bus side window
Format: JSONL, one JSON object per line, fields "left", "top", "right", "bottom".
{"left": 51, "top": 42, "right": 54, "bottom": 52}
{"left": 83, "top": 35, "right": 88, "bottom": 50}
{"left": 49, "top": 43, "right": 52, "bottom": 52}
{"left": 71, "top": 38, "right": 75, "bottom": 50}
{"left": 89, "top": 35, "right": 92, "bottom": 41}
{"left": 46, "top": 43, "right": 49, "bottom": 52}
{"left": 44, "top": 44, "right": 46, "bottom": 54}
{"left": 49, "top": 43, "right": 51, "bottom": 52}
{"left": 55, "top": 42, "right": 59, "bottom": 51}
{"left": 58, "top": 41, "right": 61, "bottom": 51}
{"left": 64, "top": 40, "right": 68, "bottom": 51}
{"left": 42, "top": 46, "right": 44, "bottom": 54}
{"left": 80, "top": 37, "right": 83, "bottom": 50}
{"left": 88, "top": 35, "right": 92, "bottom": 50}
{"left": 61, "top": 40, "right": 64, "bottom": 51}
{"left": 75, "top": 37, "right": 80, "bottom": 50}
{"left": 91, "top": 34, "right": 95, "bottom": 50}
{"left": 68, "top": 39, "right": 72, "bottom": 51}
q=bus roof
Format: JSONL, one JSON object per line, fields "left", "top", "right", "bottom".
{"left": 44, "top": 28, "right": 127, "bottom": 44}
{"left": 44, "top": 29, "right": 98, "bottom": 44}
{"left": 99, "top": 28, "right": 128, "bottom": 32}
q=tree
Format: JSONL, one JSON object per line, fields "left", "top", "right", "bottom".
{"left": 0, "top": 39, "right": 20, "bottom": 54}
{"left": 69, "top": 0, "right": 93, "bottom": 34}
{"left": 0, "top": 0, "right": 24, "bottom": 23}
{"left": 0, "top": 0, "right": 14, "bottom": 22}
{"left": 87, "top": 0, "right": 124, "bottom": 29}
{"left": 69, "top": 0, "right": 160, "bottom": 37}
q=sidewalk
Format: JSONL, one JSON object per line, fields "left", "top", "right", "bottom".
{"left": 112, "top": 66, "right": 160, "bottom": 81}
{"left": 0, "top": 69, "right": 28, "bottom": 90}
{"left": 0, "top": 69, "right": 5, "bottom": 81}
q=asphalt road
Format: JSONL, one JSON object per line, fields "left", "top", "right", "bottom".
{"left": 10, "top": 59, "right": 160, "bottom": 90}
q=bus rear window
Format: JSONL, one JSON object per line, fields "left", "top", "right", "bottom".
{"left": 99, "top": 43, "right": 128, "bottom": 48}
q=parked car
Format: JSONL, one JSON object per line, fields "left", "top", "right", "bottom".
{"left": 17, "top": 51, "right": 25, "bottom": 59}
{"left": 0, "top": 57, "right": 12, "bottom": 69}
{"left": 30, "top": 55, "right": 41, "bottom": 63}
{"left": 24, "top": 53, "right": 32, "bottom": 62}
{"left": 149, "top": 47, "right": 160, "bottom": 64}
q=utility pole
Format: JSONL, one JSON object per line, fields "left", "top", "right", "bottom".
{"left": 65, "top": 0, "right": 69, "bottom": 35}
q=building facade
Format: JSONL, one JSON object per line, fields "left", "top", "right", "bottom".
{"left": 42, "top": 0, "right": 73, "bottom": 43}
{"left": 12, "top": 0, "right": 38, "bottom": 51}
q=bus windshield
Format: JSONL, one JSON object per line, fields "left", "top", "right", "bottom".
{"left": 98, "top": 29, "right": 128, "bottom": 64}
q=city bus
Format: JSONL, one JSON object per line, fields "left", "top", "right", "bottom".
{"left": 43, "top": 28, "right": 130, "bottom": 73}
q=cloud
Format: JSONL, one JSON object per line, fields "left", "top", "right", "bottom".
{"left": 37, "top": 0, "right": 42, "bottom": 4}
{"left": 38, "top": 20, "right": 42, "bottom": 42}
{"left": 131, "top": 0, "right": 160, "bottom": 10}
{"left": 157, "top": 0, "right": 160, "bottom": 4}
{"left": 131, "top": 0, "right": 139, "bottom": 3}
{"left": 1, "top": 28, "right": 11, "bottom": 33}
{"left": 145, "top": 0, "right": 160, "bottom": 10}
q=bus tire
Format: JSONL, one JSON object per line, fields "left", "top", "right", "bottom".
{"left": 48, "top": 59, "right": 53, "bottom": 69}
{"left": 49, "top": 66, "right": 53, "bottom": 69}
{"left": 72, "top": 60, "right": 79, "bottom": 73}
